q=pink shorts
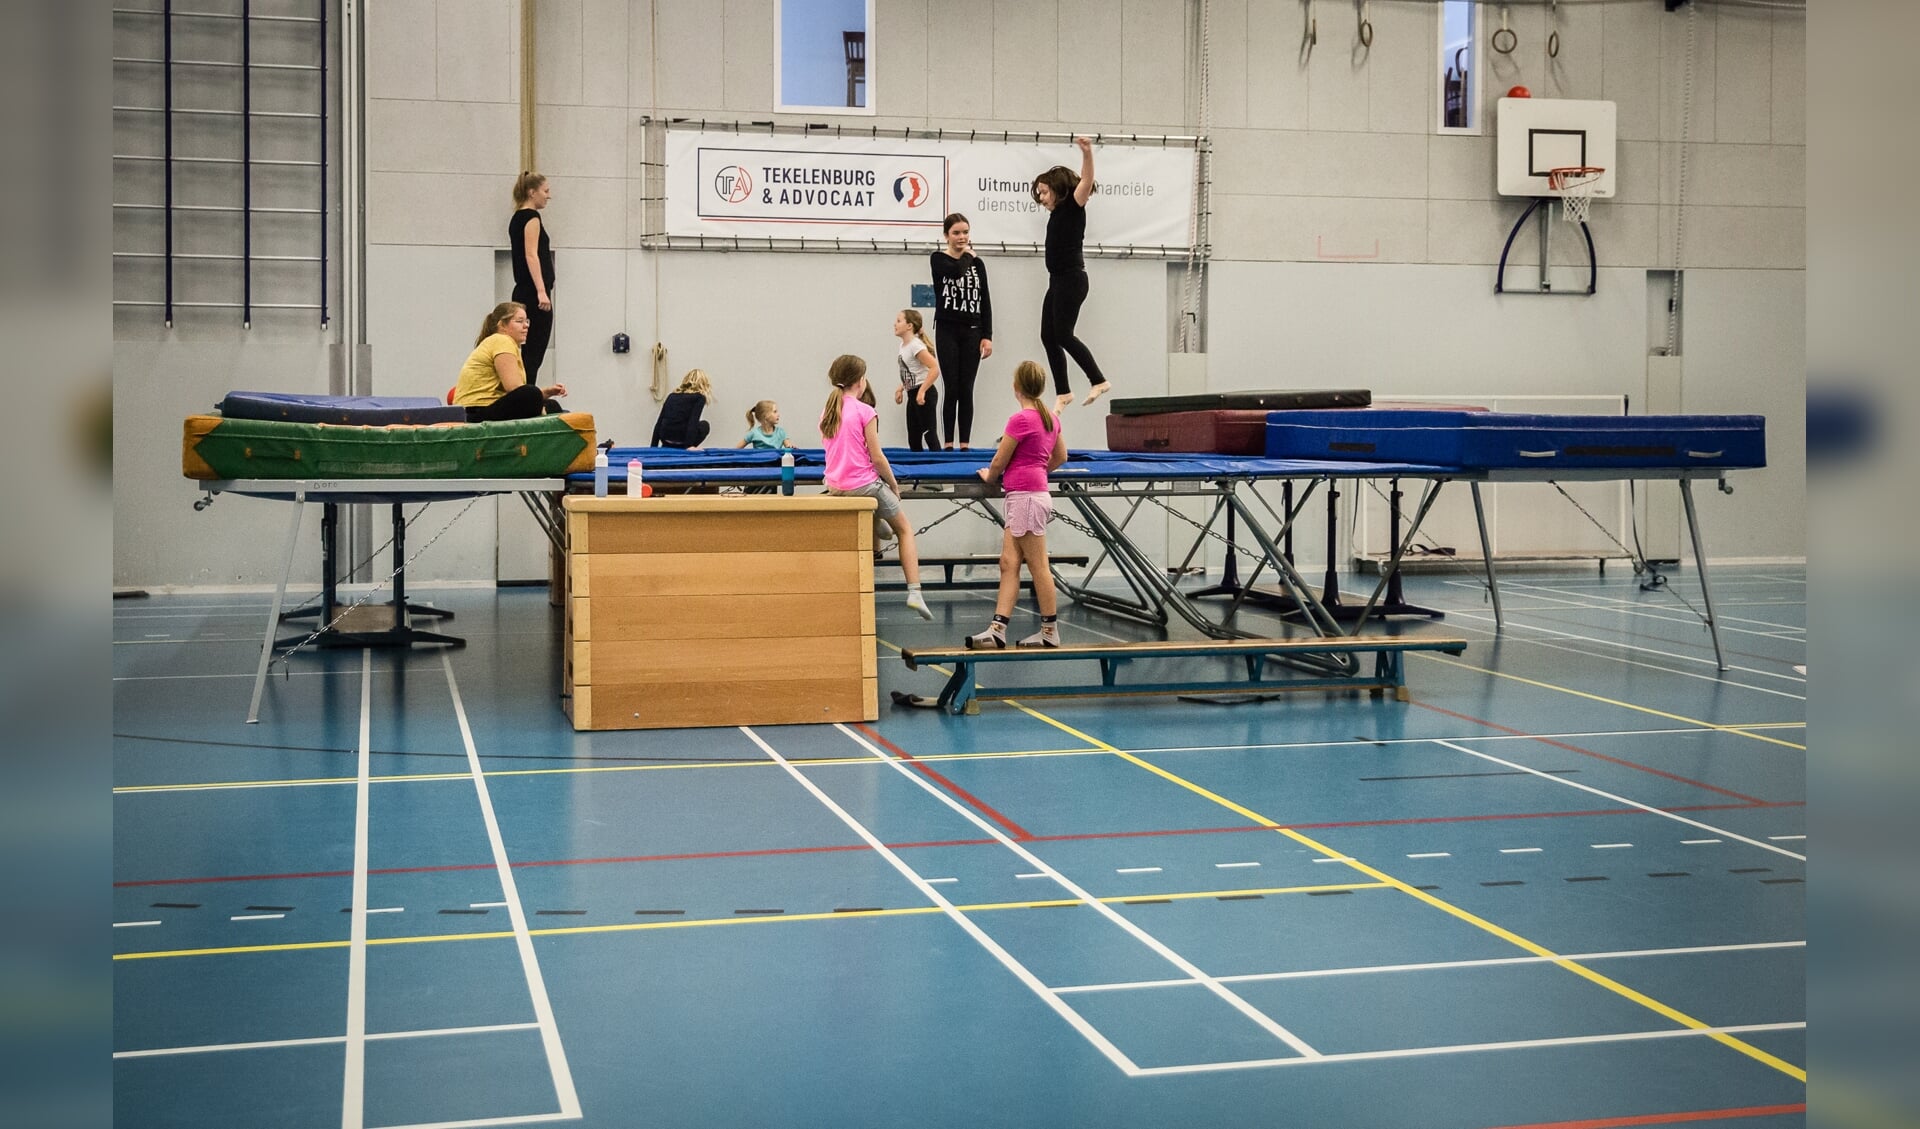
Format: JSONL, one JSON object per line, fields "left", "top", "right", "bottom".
{"left": 1004, "top": 490, "right": 1053, "bottom": 538}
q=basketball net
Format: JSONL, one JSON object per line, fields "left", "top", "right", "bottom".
{"left": 1548, "top": 166, "right": 1604, "bottom": 225}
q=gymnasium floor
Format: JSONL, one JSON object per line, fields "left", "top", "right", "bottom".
{"left": 112, "top": 564, "right": 1806, "bottom": 1129}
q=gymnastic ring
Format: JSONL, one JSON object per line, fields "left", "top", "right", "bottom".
{"left": 1491, "top": 26, "right": 1518, "bottom": 55}
{"left": 1548, "top": 30, "right": 1560, "bottom": 58}
{"left": 1359, "top": 18, "right": 1373, "bottom": 47}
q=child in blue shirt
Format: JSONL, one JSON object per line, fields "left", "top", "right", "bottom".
{"left": 736, "top": 400, "right": 792, "bottom": 450}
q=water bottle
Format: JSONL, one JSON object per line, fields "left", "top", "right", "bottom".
{"left": 780, "top": 451, "right": 796, "bottom": 496}
{"left": 627, "top": 457, "right": 643, "bottom": 496}
{"left": 592, "top": 450, "right": 609, "bottom": 497}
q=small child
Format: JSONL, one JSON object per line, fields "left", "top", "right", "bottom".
{"left": 736, "top": 400, "right": 792, "bottom": 450}
{"left": 891, "top": 308, "right": 941, "bottom": 451}
{"left": 819, "top": 355, "right": 934, "bottom": 620}
{"left": 968, "top": 360, "right": 1068, "bottom": 649}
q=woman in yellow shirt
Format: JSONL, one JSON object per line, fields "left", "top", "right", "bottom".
{"left": 454, "top": 302, "right": 569, "bottom": 421}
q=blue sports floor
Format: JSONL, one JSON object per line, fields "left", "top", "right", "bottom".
{"left": 113, "top": 566, "right": 1806, "bottom": 1129}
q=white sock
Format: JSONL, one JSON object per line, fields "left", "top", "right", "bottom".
{"left": 905, "top": 584, "right": 933, "bottom": 620}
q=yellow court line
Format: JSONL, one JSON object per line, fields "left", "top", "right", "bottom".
{"left": 1003, "top": 699, "right": 1807, "bottom": 1084}
{"left": 1415, "top": 654, "right": 1807, "bottom": 751}
{"left": 111, "top": 880, "right": 1384, "bottom": 962}
{"left": 112, "top": 746, "right": 1109, "bottom": 795}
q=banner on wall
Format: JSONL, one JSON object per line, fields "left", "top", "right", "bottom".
{"left": 663, "top": 129, "right": 1198, "bottom": 251}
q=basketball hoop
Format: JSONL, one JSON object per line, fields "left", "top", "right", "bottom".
{"left": 1548, "top": 166, "right": 1604, "bottom": 224}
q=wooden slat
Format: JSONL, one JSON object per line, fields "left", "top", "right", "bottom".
{"left": 575, "top": 634, "right": 875, "bottom": 686}
{"left": 575, "top": 676, "right": 877, "bottom": 730}
{"left": 572, "top": 593, "right": 867, "bottom": 643}
{"left": 573, "top": 550, "right": 866, "bottom": 598}
{"left": 904, "top": 637, "right": 1470, "bottom": 666}
{"left": 566, "top": 685, "right": 591, "bottom": 728}
{"left": 578, "top": 511, "right": 864, "bottom": 555}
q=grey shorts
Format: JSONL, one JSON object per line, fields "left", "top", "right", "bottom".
{"left": 828, "top": 480, "right": 902, "bottom": 522}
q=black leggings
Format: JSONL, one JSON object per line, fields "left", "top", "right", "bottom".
{"left": 513, "top": 286, "right": 553, "bottom": 382}
{"left": 904, "top": 385, "right": 940, "bottom": 452}
{"left": 657, "top": 420, "right": 710, "bottom": 449}
{"left": 465, "top": 383, "right": 551, "bottom": 422}
{"left": 1040, "top": 270, "right": 1107, "bottom": 397}
{"left": 935, "top": 324, "right": 982, "bottom": 446}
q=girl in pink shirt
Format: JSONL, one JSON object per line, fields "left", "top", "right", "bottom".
{"left": 968, "top": 360, "right": 1068, "bottom": 648}
{"left": 819, "top": 354, "right": 933, "bottom": 620}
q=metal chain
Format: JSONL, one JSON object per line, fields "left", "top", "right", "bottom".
{"left": 1547, "top": 482, "right": 1706, "bottom": 621}
{"left": 270, "top": 497, "right": 480, "bottom": 671}
{"left": 277, "top": 502, "right": 446, "bottom": 618}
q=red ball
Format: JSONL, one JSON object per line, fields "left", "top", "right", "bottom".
{"left": 1507, "top": 85, "right": 1531, "bottom": 99}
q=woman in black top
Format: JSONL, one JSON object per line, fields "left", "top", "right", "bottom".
{"left": 1032, "top": 136, "right": 1110, "bottom": 414}
{"left": 508, "top": 171, "right": 557, "bottom": 382}
{"left": 930, "top": 213, "right": 994, "bottom": 449}
{"left": 651, "top": 369, "right": 713, "bottom": 448}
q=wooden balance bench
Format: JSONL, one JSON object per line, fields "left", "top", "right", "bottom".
{"left": 899, "top": 635, "right": 1469, "bottom": 715}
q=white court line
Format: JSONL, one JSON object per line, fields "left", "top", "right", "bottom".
{"left": 1311, "top": 857, "right": 1353, "bottom": 864}
{"left": 1419, "top": 610, "right": 1807, "bottom": 698}
{"left": 114, "top": 920, "right": 162, "bottom": 928}
{"left": 1769, "top": 835, "right": 1806, "bottom": 842}
{"left": 830, "top": 722, "right": 1322, "bottom": 1063}
{"left": 1406, "top": 852, "right": 1451, "bottom": 859}
{"left": 1682, "top": 839, "right": 1723, "bottom": 845}
{"left": 1592, "top": 843, "right": 1634, "bottom": 850}
{"left": 367, "top": 907, "right": 404, "bottom": 915}
{"left": 1215, "top": 862, "right": 1260, "bottom": 869}
{"left": 1499, "top": 848, "right": 1543, "bottom": 854}
{"left": 1491, "top": 582, "right": 1808, "bottom": 637}
{"left": 1430, "top": 740, "right": 1806, "bottom": 862}
{"left": 1128, "top": 1021, "right": 1806, "bottom": 1076}
{"left": 924, "top": 877, "right": 958, "bottom": 885}
{"left": 1015, "top": 872, "right": 1047, "bottom": 879}
{"left": 1116, "top": 867, "right": 1163, "bottom": 875}
{"left": 231, "top": 913, "right": 286, "bottom": 921}
{"left": 371, "top": 1113, "right": 579, "bottom": 1129}
{"left": 114, "top": 670, "right": 373, "bottom": 682}
{"left": 114, "top": 1023, "right": 543, "bottom": 1059}
{"left": 442, "top": 653, "right": 581, "bottom": 1122}
{"left": 1123, "top": 724, "right": 1806, "bottom": 757}
{"left": 738, "top": 725, "right": 1142, "bottom": 1076}
{"left": 1053, "top": 940, "right": 1808, "bottom": 994}
{"left": 470, "top": 901, "right": 507, "bottom": 909}
{"left": 342, "top": 652, "right": 373, "bottom": 1129}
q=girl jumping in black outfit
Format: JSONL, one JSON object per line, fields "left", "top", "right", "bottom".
{"left": 1032, "top": 136, "right": 1110, "bottom": 415}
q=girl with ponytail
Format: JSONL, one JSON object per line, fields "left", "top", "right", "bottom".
{"left": 819, "top": 355, "right": 933, "bottom": 620}
{"left": 966, "top": 360, "right": 1067, "bottom": 649}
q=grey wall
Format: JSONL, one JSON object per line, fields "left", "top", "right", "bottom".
{"left": 115, "top": 0, "right": 1805, "bottom": 587}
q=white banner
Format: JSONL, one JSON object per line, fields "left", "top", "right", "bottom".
{"left": 663, "top": 130, "right": 1197, "bottom": 251}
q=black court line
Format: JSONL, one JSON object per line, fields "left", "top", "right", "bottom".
{"left": 150, "top": 902, "right": 200, "bottom": 909}
{"left": 634, "top": 909, "right": 686, "bottom": 916}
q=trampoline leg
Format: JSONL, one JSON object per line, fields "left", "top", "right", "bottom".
{"left": 248, "top": 490, "right": 307, "bottom": 724}
{"left": 1679, "top": 479, "right": 1728, "bottom": 672}
{"left": 1470, "top": 481, "right": 1504, "bottom": 629}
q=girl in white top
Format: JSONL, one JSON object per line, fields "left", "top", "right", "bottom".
{"left": 892, "top": 308, "right": 941, "bottom": 452}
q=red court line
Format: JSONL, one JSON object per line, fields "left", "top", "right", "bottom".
{"left": 112, "top": 800, "right": 1800, "bottom": 888}
{"left": 1483, "top": 1102, "right": 1805, "bottom": 1129}
{"left": 1413, "top": 700, "right": 1775, "bottom": 805}
{"left": 852, "top": 723, "right": 1036, "bottom": 841}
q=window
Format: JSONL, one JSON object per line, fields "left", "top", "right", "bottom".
{"left": 1438, "top": 1, "right": 1479, "bottom": 133}
{"left": 775, "top": 0, "right": 875, "bottom": 115}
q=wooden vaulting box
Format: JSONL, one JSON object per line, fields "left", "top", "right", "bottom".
{"left": 562, "top": 495, "right": 878, "bottom": 730}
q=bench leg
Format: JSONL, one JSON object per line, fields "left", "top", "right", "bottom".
{"left": 936, "top": 660, "right": 978, "bottom": 715}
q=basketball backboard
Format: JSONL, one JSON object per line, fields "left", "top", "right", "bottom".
{"left": 1496, "top": 97, "right": 1616, "bottom": 199}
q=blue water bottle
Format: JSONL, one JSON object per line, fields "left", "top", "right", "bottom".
{"left": 780, "top": 451, "right": 796, "bottom": 496}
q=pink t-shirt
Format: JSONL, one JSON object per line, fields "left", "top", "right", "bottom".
{"left": 1001, "top": 407, "right": 1061, "bottom": 494}
{"left": 821, "top": 394, "right": 880, "bottom": 491}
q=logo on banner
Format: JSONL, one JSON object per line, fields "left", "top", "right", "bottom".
{"left": 892, "top": 172, "right": 931, "bottom": 208}
{"left": 713, "top": 165, "right": 753, "bottom": 204}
